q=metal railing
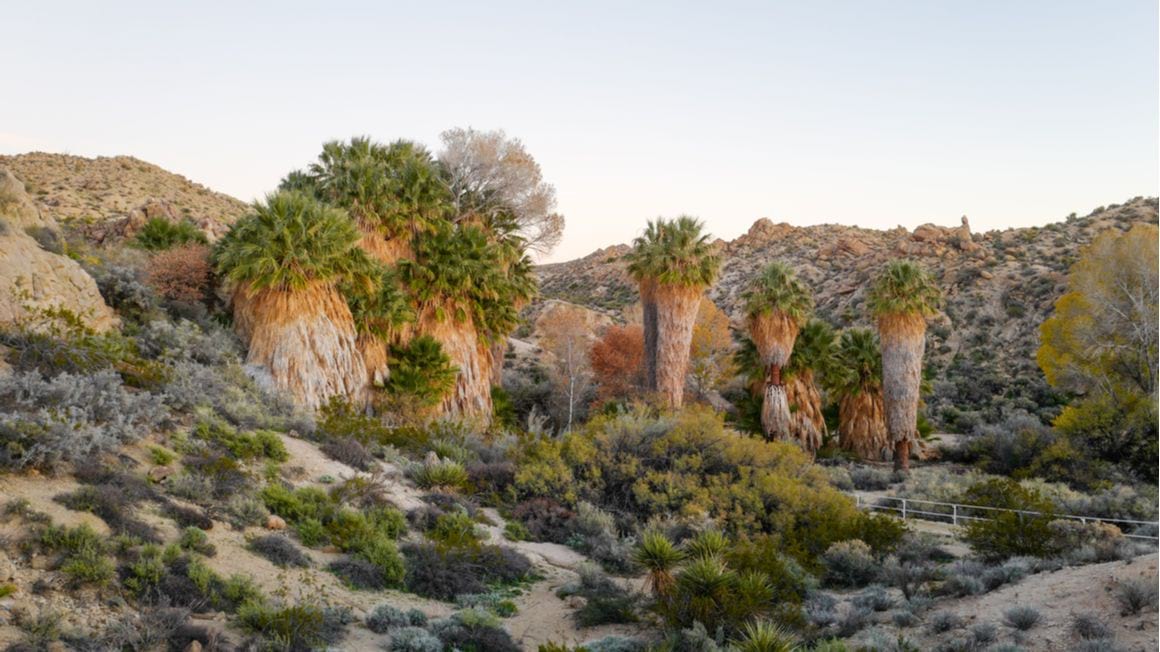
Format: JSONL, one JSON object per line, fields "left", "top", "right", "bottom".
{"left": 849, "top": 493, "right": 1160, "bottom": 542}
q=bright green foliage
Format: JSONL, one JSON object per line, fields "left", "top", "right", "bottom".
{"left": 960, "top": 479, "right": 1058, "bottom": 561}
{"left": 825, "top": 328, "right": 882, "bottom": 397}
{"left": 428, "top": 511, "right": 483, "bottom": 547}
{"left": 742, "top": 262, "right": 813, "bottom": 323}
{"left": 213, "top": 190, "right": 374, "bottom": 293}
{"left": 867, "top": 260, "right": 942, "bottom": 318}
{"left": 684, "top": 529, "right": 729, "bottom": 560}
{"left": 344, "top": 262, "right": 414, "bottom": 339}
{"left": 134, "top": 217, "right": 207, "bottom": 251}
{"left": 410, "top": 460, "right": 469, "bottom": 490}
{"left": 634, "top": 531, "right": 685, "bottom": 597}
{"left": 383, "top": 335, "right": 458, "bottom": 406}
{"left": 735, "top": 620, "right": 800, "bottom": 652}
{"left": 237, "top": 600, "right": 330, "bottom": 651}
{"left": 192, "top": 419, "right": 288, "bottom": 462}
{"left": 786, "top": 319, "right": 836, "bottom": 379}
{"left": 625, "top": 216, "right": 721, "bottom": 287}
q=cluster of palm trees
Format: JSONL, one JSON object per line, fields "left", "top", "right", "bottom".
{"left": 624, "top": 216, "right": 941, "bottom": 469}
{"left": 214, "top": 135, "right": 539, "bottom": 417}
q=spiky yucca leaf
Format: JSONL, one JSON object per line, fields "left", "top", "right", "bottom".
{"left": 633, "top": 531, "right": 685, "bottom": 597}
{"left": 685, "top": 529, "right": 729, "bottom": 560}
{"left": 735, "top": 620, "right": 800, "bottom": 652}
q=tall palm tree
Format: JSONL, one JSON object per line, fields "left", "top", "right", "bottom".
{"left": 784, "top": 319, "right": 836, "bottom": 454}
{"left": 742, "top": 262, "right": 813, "bottom": 442}
{"left": 867, "top": 260, "right": 942, "bottom": 472}
{"left": 625, "top": 217, "right": 721, "bottom": 408}
{"left": 827, "top": 328, "right": 888, "bottom": 461}
{"left": 214, "top": 190, "right": 374, "bottom": 409}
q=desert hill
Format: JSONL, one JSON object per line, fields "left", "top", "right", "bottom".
{"left": 535, "top": 198, "right": 1160, "bottom": 427}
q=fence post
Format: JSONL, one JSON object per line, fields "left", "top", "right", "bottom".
{"left": 952, "top": 504, "right": 958, "bottom": 527}
{"left": 901, "top": 498, "right": 907, "bottom": 521}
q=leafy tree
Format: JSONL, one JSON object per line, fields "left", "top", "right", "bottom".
{"left": 539, "top": 310, "right": 595, "bottom": 431}
{"left": 868, "top": 260, "right": 941, "bottom": 472}
{"left": 1038, "top": 224, "right": 1158, "bottom": 480}
{"left": 688, "top": 299, "right": 735, "bottom": 400}
{"left": 590, "top": 324, "right": 644, "bottom": 402}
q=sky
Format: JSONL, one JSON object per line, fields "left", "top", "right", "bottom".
{"left": 1, "top": 1, "right": 1156, "bottom": 262}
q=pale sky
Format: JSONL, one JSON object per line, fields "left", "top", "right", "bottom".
{"left": 2, "top": 1, "right": 1156, "bottom": 262}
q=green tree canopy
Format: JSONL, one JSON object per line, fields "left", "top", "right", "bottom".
{"left": 741, "top": 262, "right": 813, "bottom": 323}
{"left": 867, "top": 260, "right": 942, "bottom": 318}
{"left": 625, "top": 216, "right": 721, "bottom": 288}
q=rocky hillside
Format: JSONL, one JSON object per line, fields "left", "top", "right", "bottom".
{"left": 0, "top": 152, "right": 247, "bottom": 242}
{"left": 536, "top": 197, "right": 1160, "bottom": 428}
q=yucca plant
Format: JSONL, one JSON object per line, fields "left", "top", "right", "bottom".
{"left": 214, "top": 190, "right": 373, "bottom": 408}
{"left": 826, "top": 328, "right": 888, "bottom": 460}
{"left": 673, "top": 555, "right": 737, "bottom": 633}
{"left": 867, "top": 260, "right": 942, "bottom": 472}
{"left": 734, "top": 620, "right": 800, "bottom": 652}
{"left": 633, "top": 531, "right": 685, "bottom": 599}
{"left": 625, "top": 216, "right": 721, "bottom": 408}
{"left": 684, "top": 529, "right": 729, "bottom": 560}
{"left": 743, "top": 262, "right": 813, "bottom": 441}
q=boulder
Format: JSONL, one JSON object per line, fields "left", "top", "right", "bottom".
{"left": 148, "top": 466, "right": 175, "bottom": 483}
{"left": 265, "top": 515, "right": 287, "bottom": 531}
{"left": 0, "top": 169, "right": 117, "bottom": 332}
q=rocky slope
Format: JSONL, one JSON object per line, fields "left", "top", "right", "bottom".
{"left": 0, "top": 152, "right": 247, "bottom": 242}
{"left": 535, "top": 198, "right": 1160, "bottom": 427}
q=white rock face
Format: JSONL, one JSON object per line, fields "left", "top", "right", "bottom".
{"left": 0, "top": 169, "right": 117, "bottom": 332}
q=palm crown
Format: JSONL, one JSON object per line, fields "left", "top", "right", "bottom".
{"left": 786, "top": 319, "right": 837, "bottom": 378}
{"left": 625, "top": 216, "right": 721, "bottom": 288}
{"left": 214, "top": 190, "right": 373, "bottom": 293}
{"left": 742, "top": 261, "right": 813, "bottom": 323}
{"left": 867, "top": 260, "right": 943, "bottom": 318}
{"left": 826, "top": 327, "right": 883, "bottom": 396}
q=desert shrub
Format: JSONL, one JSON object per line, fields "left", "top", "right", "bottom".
{"left": 389, "top": 626, "right": 443, "bottom": 652}
{"left": 927, "top": 611, "right": 963, "bottom": 634}
{"left": 0, "top": 370, "right": 167, "bottom": 470}
{"left": 366, "top": 604, "right": 428, "bottom": 634}
{"left": 1002, "top": 606, "right": 1041, "bottom": 631}
{"left": 852, "top": 585, "right": 894, "bottom": 612}
{"left": 134, "top": 218, "right": 207, "bottom": 251}
{"left": 329, "top": 556, "right": 390, "bottom": 590}
{"left": 180, "top": 453, "right": 250, "bottom": 501}
{"left": 570, "top": 501, "right": 634, "bottom": 573}
{"left": 237, "top": 599, "right": 348, "bottom": 651}
{"left": 725, "top": 535, "right": 817, "bottom": 605}
{"left": 822, "top": 540, "right": 877, "bottom": 588}
{"left": 90, "top": 263, "right": 160, "bottom": 323}
{"left": 960, "top": 479, "right": 1057, "bottom": 561}
{"left": 850, "top": 466, "right": 893, "bottom": 491}
{"left": 381, "top": 335, "right": 459, "bottom": 408}
{"left": 734, "top": 620, "right": 799, "bottom": 652}
{"left": 178, "top": 527, "right": 216, "bottom": 556}
{"left": 833, "top": 604, "right": 871, "bottom": 638}
{"left": 427, "top": 511, "right": 482, "bottom": 547}
{"left": 1114, "top": 578, "right": 1158, "bottom": 615}
{"left": 165, "top": 502, "right": 214, "bottom": 531}
{"left": 969, "top": 622, "right": 997, "bottom": 645}
{"left": 582, "top": 636, "right": 647, "bottom": 652}
{"left": 97, "top": 605, "right": 189, "bottom": 651}
{"left": 513, "top": 497, "right": 575, "bottom": 544}
{"left": 191, "top": 419, "right": 288, "bottom": 462}
{"left": 402, "top": 542, "right": 532, "bottom": 600}
{"left": 224, "top": 495, "right": 270, "bottom": 529}
{"left": 468, "top": 459, "right": 516, "bottom": 495}
{"left": 823, "top": 466, "right": 855, "bottom": 491}
{"left": 1071, "top": 612, "right": 1112, "bottom": 640}
{"left": 250, "top": 535, "right": 310, "bottom": 568}
{"left": 410, "top": 459, "right": 469, "bottom": 490}
{"left": 145, "top": 243, "right": 213, "bottom": 308}
{"left": 429, "top": 607, "right": 520, "bottom": 652}
{"left": 456, "top": 592, "right": 518, "bottom": 617}
{"left": 880, "top": 555, "right": 940, "bottom": 599}
{"left": 938, "top": 560, "right": 987, "bottom": 597}
{"left": 61, "top": 544, "right": 117, "bottom": 587}
{"left": 320, "top": 436, "right": 375, "bottom": 471}
{"left": 1071, "top": 641, "right": 1126, "bottom": 652}
{"left": 890, "top": 609, "right": 918, "bottom": 628}
{"left": 54, "top": 484, "right": 161, "bottom": 543}
{"left": 558, "top": 565, "right": 637, "bottom": 627}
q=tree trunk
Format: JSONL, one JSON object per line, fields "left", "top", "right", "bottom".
{"left": 750, "top": 311, "right": 799, "bottom": 442}
{"left": 879, "top": 313, "right": 926, "bottom": 473}
{"left": 654, "top": 283, "right": 702, "bottom": 408}
{"left": 357, "top": 333, "right": 390, "bottom": 389}
{"left": 640, "top": 279, "right": 658, "bottom": 393}
{"left": 839, "top": 388, "right": 889, "bottom": 460}
{"left": 786, "top": 370, "right": 825, "bottom": 454}
{"left": 761, "top": 381, "right": 792, "bottom": 442}
{"left": 234, "top": 282, "right": 368, "bottom": 410}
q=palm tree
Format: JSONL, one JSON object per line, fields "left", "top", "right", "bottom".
{"left": 343, "top": 262, "right": 414, "bottom": 387}
{"left": 633, "top": 531, "right": 685, "bottom": 599}
{"left": 783, "top": 319, "right": 836, "bottom": 453}
{"left": 214, "top": 190, "right": 374, "bottom": 409}
{"left": 827, "top": 328, "right": 889, "bottom": 461}
{"left": 625, "top": 217, "right": 721, "bottom": 408}
{"left": 867, "top": 260, "right": 942, "bottom": 472}
{"left": 742, "top": 262, "right": 813, "bottom": 441}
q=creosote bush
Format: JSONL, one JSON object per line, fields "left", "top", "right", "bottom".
{"left": 250, "top": 534, "right": 311, "bottom": 568}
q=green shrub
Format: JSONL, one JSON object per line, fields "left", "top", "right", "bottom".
{"left": 382, "top": 335, "right": 458, "bottom": 407}
{"left": 960, "top": 479, "right": 1058, "bottom": 561}
{"left": 178, "top": 527, "right": 216, "bottom": 556}
{"left": 250, "top": 534, "right": 311, "bottom": 568}
{"left": 821, "top": 540, "right": 877, "bottom": 588}
{"left": 134, "top": 218, "right": 208, "bottom": 251}
{"left": 149, "top": 446, "right": 176, "bottom": 465}
{"left": 237, "top": 600, "right": 344, "bottom": 651}
{"left": 1114, "top": 578, "right": 1158, "bottom": 615}
{"left": 428, "top": 511, "right": 482, "bottom": 547}
{"left": 60, "top": 545, "right": 116, "bottom": 587}
{"left": 411, "top": 460, "right": 469, "bottom": 490}
{"left": 402, "top": 542, "right": 532, "bottom": 600}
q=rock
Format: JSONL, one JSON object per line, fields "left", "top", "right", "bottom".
{"left": 46, "top": 642, "right": 67, "bottom": 652}
{"left": 979, "top": 270, "right": 994, "bottom": 280}
{"left": 0, "top": 168, "right": 117, "bottom": 332}
{"left": 564, "top": 595, "right": 587, "bottom": 609}
{"left": 0, "top": 550, "right": 14, "bottom": 581}
{"left": 911, "top": 223, "right": 948, "bottom": 242}
{"left": 148, "top": 466, "right": 174, "bottom": 483}
{"left": 183, "top": 641, "right": 203, "bottom": 652}
{"left": 265, "top": 515, "right": 286, "bottom": 531}
{"left": 30, "top": 555, "right": 48, "bottom": 571}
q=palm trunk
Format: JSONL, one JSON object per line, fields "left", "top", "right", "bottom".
{"left": 640, "top": 279, "right": 658, "bottom": 393}
{"left": 233, "top": 282, "right": 368, "bottom": 410}
{"left": 357, "top": 334, "right": 390, "bottom": 388}
{"left": 654, "top": 283, "right": 702, "bottom": 408}
{"left": 839, "top": 388, "right": 888, "bottom": 460}
{"left": 786, "top": 370, "right": 825, "bottom": 454}
{"left": 879, "top": 313, "right": 926, "bottom": 472}
{"left": 422, "top": 308, "right": 493, "bottom": 423}
{"left": 750, "top": 312, "right": 799, "bottom": 442}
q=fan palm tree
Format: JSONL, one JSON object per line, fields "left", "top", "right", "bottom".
{"left": 784, "top": 319, "right": 836, "bottom": 454}
{"left": 625, "top": 217, "right": 721, "bottom": 408}
{"left": 214, "top": 190, "right": 374, "bottom": 408}
{"left": 633, "top": 531, "right": 685, "bottom": 599}
{"left": 827, "top": 328, "right": 889, "bottom": 461}
{"left": 867, "top": 260, "right": 942, "bottom": 472}
{"left": 742, "top": 262, "right": 813, "bottom": 442}
{"left": 343, "top": 262, "right": 414, "bottom": 387}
